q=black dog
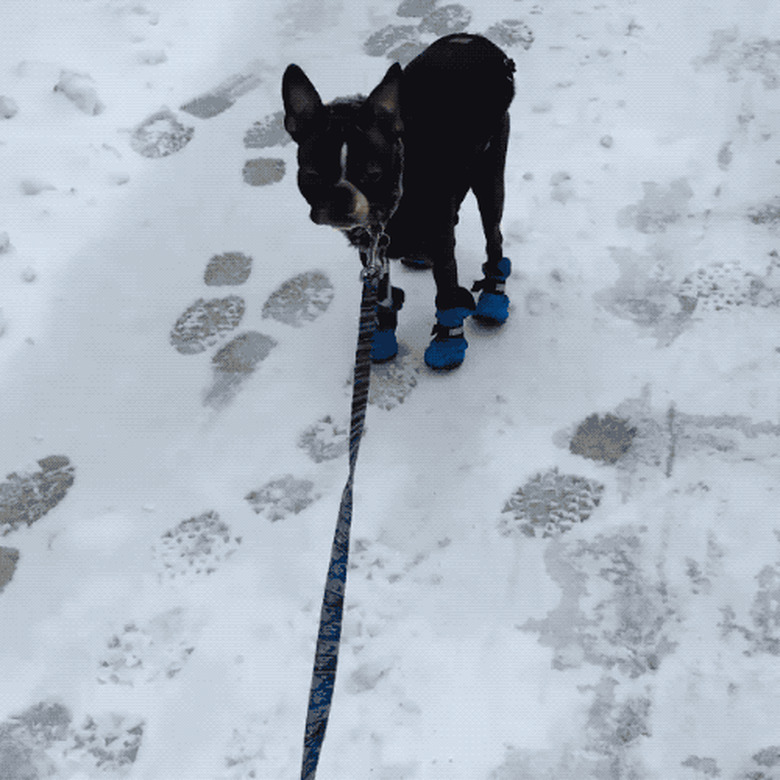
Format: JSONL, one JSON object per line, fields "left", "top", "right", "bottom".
{"left": 282, "top": 34, "right": 515, "bottom": 369}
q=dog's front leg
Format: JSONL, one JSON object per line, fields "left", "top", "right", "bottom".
{"left": 359, "top": 248, "right": 404, "bottom": 363}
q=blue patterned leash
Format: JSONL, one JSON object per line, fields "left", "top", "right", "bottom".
{"left": 300, "top": 234, "right": 387, "bottom": 780}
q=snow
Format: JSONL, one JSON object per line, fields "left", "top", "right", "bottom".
{"left": 1, "top": 0, "right": 779, "bottom": 778}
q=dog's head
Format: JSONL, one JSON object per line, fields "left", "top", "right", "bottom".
{"left": 282, "top": 63, "right": 404, "bottom": 236}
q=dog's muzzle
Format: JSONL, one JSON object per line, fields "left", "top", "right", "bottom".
{"left": 310, "top": 181, "right": 370, "bottom": 229}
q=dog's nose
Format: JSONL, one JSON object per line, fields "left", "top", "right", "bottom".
{"left": 337, "top": 181, "right": 369, "bottom": 223}
{"left": 310, "top": 206, "right": 358, "bottom": 229}
{"left": 309, "top": 182, "right": 370, "bottom": 228}
{"left": 310, "top": 207, "right": 332, "bottom": 225}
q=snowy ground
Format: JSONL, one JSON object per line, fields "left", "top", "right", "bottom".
{"left": 1, "top": 0, "right": 779, "bottom": 777}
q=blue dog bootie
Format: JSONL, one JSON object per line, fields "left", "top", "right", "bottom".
{"left": 472, "top": 257, "right": 511, "bottom": 325}
{"left": 424, "top": 287, "right": 476, "bottom": 370}
{"left": 371, "top": 286, "right": 405, "bottom": 362}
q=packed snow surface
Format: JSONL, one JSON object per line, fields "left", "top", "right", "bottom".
{"left": 1, "top": 0, "right": 779, "bottom": 778}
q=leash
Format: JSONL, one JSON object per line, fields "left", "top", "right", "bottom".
{"left": 300, "top": 232, "right": 388, "bottom": 780}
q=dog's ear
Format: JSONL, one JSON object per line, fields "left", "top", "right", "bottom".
{"left": 282, "top": 64, "right": 323, "bottom": 139}
{"left": 367, "top": 63, "right": 403, "bottom": 134}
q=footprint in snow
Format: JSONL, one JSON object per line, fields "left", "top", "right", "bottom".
{"left": 243, "top": 110, "right": 292, "bottom": 149}
{"left": 130, "top": 108, "right": 194, "bottom": 158}
{"left": 748, "top": 199, "right": 780, "bottom": 231}
{"left": 153, "top": 510, "right": 241, "bottom": 581}
{"left": 242, "top": 157, "right": 286, "bottom": 186}
{"left": 418, "top": 5, "right": 472, "bottom": 35}
{"left": 498, "top": 467, "right": 606, "bottom": 539}
{"left": 245, "top": 475, "right": 319, "bottom": 522}
{"left": 397, "top": 0, "right": 436, "bottom": 17}
{"left": 298, "top": 416, "right": 349, "bottom": 463}
{"left": 203, "top": 251, "right": 253, "bottom": 286}
{"left": 694, "top": 29, "right": 780, "bottom": 90}
{"left": 0, "top": 701, "right": 144, "bottom": 777}
{"left": 241, "top": 109, "right": 288, "bottom": 182}
{"left": 169, "top": 295, "right": 246, "bottom": 355}
{"left": 261, "top": 270, "right": 334, "bottom": 327}
{"left": 363, "top": 25, "right": 422, "bottom": 63}
{"left": 347, "top": 342, "right": 419, "bottom": 410}
{"left": 616, "top": 179, "right": 693, "bottom": 235}
{"left": 204, "top": 331, "right": 278, "bottom": 408}
{"left": 365, "top": 10, "right": 532, "bottom": 64}
{"left": 483, "top": 19, "right": 535, "bottom": 50}
{"left": 0, "top": 546, "right": 19, "bottom": 592}
{"left": 522, "top": 528, "right": 677, "bottom": 678}
{"left": 344, "top": 660, "right": 392, "bottom": 694}
{"left": 560, "top": 390, "right": 780, "bottom": 501}
{"left": 596, "top": 249, "right": 780, "bottom": 347}
{"left": 54, "top": 70, "right": 105, "bottom": 115}
{"left": 63, "top": 712, "right": 145, "bottom": 773}
{"left": 569, "top": 413, "right": 638, "bottom": 465}
{"left": 97, "top": 607, "right": 197, "bottom": 685}
{"left": 350, "top": 537, "right": 447, "bottom": 585}
{"left": 678, "top": 257, "right": 780, "bottom": 312}
{"left": 0, "top": 455, "right": 75, "bottom": 536}
{"left": 180, "top": 70, "right": 263, "bottom": 119}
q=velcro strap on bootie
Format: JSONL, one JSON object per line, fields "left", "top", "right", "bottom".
{"left": 430, "top": 323, "right": 465, "bottom": 340}
{"left": 472, "top": 277, "right": 506, "bottom": 295}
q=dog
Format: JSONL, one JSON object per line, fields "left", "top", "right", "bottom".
{"left": 282, "top": 33, "right": 515, "bottom": 369}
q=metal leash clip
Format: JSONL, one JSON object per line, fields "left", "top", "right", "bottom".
{"left": 361, "top": 229, "right": 389, "bottom": 285}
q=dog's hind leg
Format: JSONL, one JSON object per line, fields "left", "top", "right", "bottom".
{"left": 424, "top": 186, "right": 480, "bottom": 370}
{"left": 472, "top": 112, "right": 509, "bottom": 271}
{"left": 471, "top": 112, "right": 512, "bottom": 325}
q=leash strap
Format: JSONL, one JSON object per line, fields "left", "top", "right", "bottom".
{"left": 300, "top": 250, "right": 382, "bottom": 780}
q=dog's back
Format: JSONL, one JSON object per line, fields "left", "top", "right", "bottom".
{"left": 387, "top": 34, "right": 515, "bottom": 266}
{"left": 402, "top": 34, "right": 515, "bottom": 151}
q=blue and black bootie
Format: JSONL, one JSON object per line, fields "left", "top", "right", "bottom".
{"left": 472, "top": 257, "right": 511, "bottom": 325}
{"left": 371, "top": 286, "right": 405, "bottom": 363}
{"left": 424, "top": 287, "right": 476, "bottom": 370}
